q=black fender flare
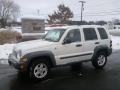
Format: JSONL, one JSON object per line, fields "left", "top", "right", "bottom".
{"left": 92, "top": 45, "right": 110, "bottom": 59}
{"left": 22, "top": 51, "right": 56, "bottom": 67}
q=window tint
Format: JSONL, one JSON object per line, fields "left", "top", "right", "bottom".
{"left": 83, "top": 28, "right": 98, "bottom": 41}
{"left": 66, "top": 29, "right": 81, "bottom": 43}
{"left": 98, "top": 28, "right": 108, "bottom": 39}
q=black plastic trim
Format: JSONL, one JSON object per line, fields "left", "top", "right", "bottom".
{"left": 60, "top": 53, "right": 93, "bottom": 59}
{"left": 23, "top": 51, "right": 56, "bottom": 67}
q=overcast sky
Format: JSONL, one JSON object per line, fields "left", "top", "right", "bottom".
{"left": 14, "top": 0, "right": 120, "bottom": 21}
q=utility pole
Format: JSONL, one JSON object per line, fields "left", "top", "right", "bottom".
{"left": 79, "top": 1, "right": 86, "bottom": 22}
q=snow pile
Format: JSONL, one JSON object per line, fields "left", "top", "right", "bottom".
{"left": 109, "top": 29, "right": 120, "bottom": 36}
{"left": 0, "top": 28, "right": 7, "bottom": 32}
{"left": 111, "top": 35, "right": 120, "bottom": 50}
{"left": 0, "top": 44, "right": 15, "bottom": 60}
{"left": 0, "top": 27, "right": 22, "bottom": 33}
{"left": 12, "top": 27, "right": 22, "bottom": 34}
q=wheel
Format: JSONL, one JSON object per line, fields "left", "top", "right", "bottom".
{"left": 92, "top": 52, "right": 107, "bottom": 69}
{"left": 29, "top": 60, "right": 50, "bottom": 81}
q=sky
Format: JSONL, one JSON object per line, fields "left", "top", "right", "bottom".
{"left": 14, "top": 0, "right": 120, "bottom": 21}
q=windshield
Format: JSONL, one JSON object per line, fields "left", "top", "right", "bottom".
{"left": 44, "top": 29, "right": 65, "bottom": 42}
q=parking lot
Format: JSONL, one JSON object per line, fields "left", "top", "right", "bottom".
{"left": 0, "top": 50, "right": 120, "bottom": 90}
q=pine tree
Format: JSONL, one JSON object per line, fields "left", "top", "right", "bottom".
{"left": 47, "top": 4, "right": 73, "bottom": 24}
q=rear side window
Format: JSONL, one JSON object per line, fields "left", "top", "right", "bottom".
{"left": 83, "top": 28, "right": 98, "bottom": 41}
{"left": 98, "top": 28, "right": 108, "bottom": 39}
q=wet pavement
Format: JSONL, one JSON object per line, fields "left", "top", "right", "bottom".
{"left": 0, "top": 51, "right": 120, "bottom": 90}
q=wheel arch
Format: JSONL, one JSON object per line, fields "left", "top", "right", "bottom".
{"left": 23, "top": 51, "right": 56, "bottom": 70}
{"left": 92, "top": 45, "right": 109, "bottom": 59}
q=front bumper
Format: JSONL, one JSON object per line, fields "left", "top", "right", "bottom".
{"left": 8, "top": 54, "right": 28, "bottom": 71}
{"left": 8, "top": 54, "right": 21, "bottom": 70}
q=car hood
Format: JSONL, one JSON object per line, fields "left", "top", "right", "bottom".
{"left": 14, "top": 39, "right": 54, "bottom": 51}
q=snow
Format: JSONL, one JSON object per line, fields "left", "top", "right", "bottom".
{"left": 0, "top": 44, "right": 15, "bottom": 60}
{"left": 11, "top": 26, "right": 54, "bottom": 35}
{"left": 0, "top": 35, "right": 120, "bottom": 65}
{"left": 0, "top": 44, "right": 15, "bottom": 64}
{"left": 111, "top": 35, "right": 120, "bottom": 50}
{"left": 0, "top": 28, "right": 7, "bottom": 32}
{"left": 22, "top": 33, "right": 45, "bottom": 36}
{"left": 12, "top": 27, "right": 22, "bottom": 34}
{"left": 21, "top": 16, "right": 45, "bottom": 20}
{"left": 109, "top": 29, "right": 120, "bottom": 36}
{"left": 0, "top": 27, "right": 22, "bottom": 34}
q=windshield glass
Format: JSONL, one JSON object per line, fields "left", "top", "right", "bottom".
{"left": 44, "top": 29, "right": 65, "bottom": 42}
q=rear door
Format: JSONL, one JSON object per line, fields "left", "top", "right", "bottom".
{"left": 82, "top": 27, "right": 99, "bottom": 60}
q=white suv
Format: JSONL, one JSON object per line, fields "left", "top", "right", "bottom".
{"left": 8, "top": 25, "right": 112, "bottom": 80}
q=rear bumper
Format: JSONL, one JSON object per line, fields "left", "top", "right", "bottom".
{"left": 108, "top": 48, "right": 112, "bottom": 56}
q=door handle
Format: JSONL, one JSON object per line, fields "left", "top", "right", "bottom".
{"left": 95, "top": 42, "right": 99, "bottom": 44}
{"left": 76, "top": 44, "right": 82, "bottom": 47}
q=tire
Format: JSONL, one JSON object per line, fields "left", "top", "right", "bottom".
{"left": 29, "top": 59, "right": 50, "bottom": 81}
{"left": 92, "top": 52, "right": 107, "bottom": 69}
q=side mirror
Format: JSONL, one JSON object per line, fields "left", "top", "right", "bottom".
{"left": 63, "top": 38, "right": 71, "bottom": 44}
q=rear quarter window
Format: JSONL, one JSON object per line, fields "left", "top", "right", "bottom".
{"left": 98, "top": 28, "right": 108, "bottom": 39}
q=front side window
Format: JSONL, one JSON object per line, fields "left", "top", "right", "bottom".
{"left": 44, "top": 29, "right": 65, "bottom": 42}
{"left": 98, "top": 28, "right": 108, "bottom": 39}
{"left": 65, "top": 29, "right": 81, "bottom": 43}
{"left": 83, "top": 28, "right": 98, "bottom": 41}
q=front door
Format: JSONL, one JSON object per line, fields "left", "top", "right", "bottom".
{"left": 55, "top": 29, "right": 84, "bottom": 65}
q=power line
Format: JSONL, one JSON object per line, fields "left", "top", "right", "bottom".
{"left": 20, "top": 12, "right": 120, "bottom": 17}
{"left": 83, "top": 8, "right": 120, "bottom": 14}
{"left": 20, "top": 7, "right": 120, "bottom": 18}
{"left": 74, "top": 12, "right": 120, "bottom": 17}
{"left": 85, "top": 0, "right": 116, "bottom": 8}
{"left": 74, "top": 9, "right": 120, "bottom": 16}
{"left": 84, "top": 10, "right": 120, "bottom": 15}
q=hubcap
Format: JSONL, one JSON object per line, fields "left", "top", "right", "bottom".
{"left": 97, "top": 55, "right": 106, "bottom": 66}
{"left": 34, "top": 63, "right": 48, "bottom": 79}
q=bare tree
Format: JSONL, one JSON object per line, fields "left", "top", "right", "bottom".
{"left": 0, "top": 0, "right": 20, "bottom": 28}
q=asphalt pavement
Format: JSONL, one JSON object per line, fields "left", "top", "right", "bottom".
{"left": 0, "top": 51, "right": 120, "bottom": 90}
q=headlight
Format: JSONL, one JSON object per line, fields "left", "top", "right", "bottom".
{"left": 16, "top": 50, "right": 22, "bottom": 59}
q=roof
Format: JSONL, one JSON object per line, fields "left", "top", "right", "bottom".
{"left": 80, "top": 25, "right": 105, "bottom": 28}
{"left": 45, "top": 25, "right": 105, "bottom": 30}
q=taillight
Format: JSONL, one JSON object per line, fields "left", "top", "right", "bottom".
{"left": 110, "top": 40, "right": 112, "bottom": 47}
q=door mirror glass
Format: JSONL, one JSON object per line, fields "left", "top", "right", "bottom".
{"left": 63, "top": 38, "right": 71, "bottom": 44}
